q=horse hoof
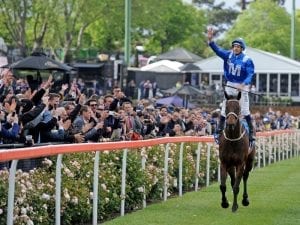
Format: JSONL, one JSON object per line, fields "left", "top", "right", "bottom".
{"left": 232, "top": 204, "right": 238, "bottom": 212}
{"left": 221, "top": 201, "right": 229, "bottom": 208}
{"left": 242, "top": 198, "right": 249, "bottom": 206}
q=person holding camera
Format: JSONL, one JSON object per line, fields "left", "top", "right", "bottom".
{"left": 122, "top": 101, "right": 142, "bottom": 140}
{"left": 0, "top": 110, "right": 20, "bottom": 144}
{"left": 140, "top": 112, "right": 156, "bottom": 139}
{"left": 73, "top": 105, "right": 105, "bottom": 142}
{"left": 109, "top": 86, "right": 132, "bottom": 112}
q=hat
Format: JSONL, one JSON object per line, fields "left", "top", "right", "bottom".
{"left": 231, "top": 38, "right": 246, "bottom": 50}
{"left": 263, "top": 117, "right": 270, "bottom": 124}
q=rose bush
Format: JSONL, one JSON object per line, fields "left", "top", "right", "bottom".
{"left": 0, "top": 143, "right": 219, "bottom": 224}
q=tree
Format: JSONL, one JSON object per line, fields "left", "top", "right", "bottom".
{"left": 0, "top": 0, "right": 30, "bottom": 56}
{"left": 295, "top": 9, "right": 300, "bottom": 60}
{"left": 0, "top": 0, "right": 58, "bottom": 57}
{"left": 86, "top": 0, "right": 207, "bottom": 57}
{"left": 223, "top": 0, "right": 292, "bottom": 57}
{"left": 44, "top": 0, "right": 104, "bottom": 62}
{"left": 193, "top": 0, "right": 239, "bottom": 37}
{"left": 145, "top": 0, "right": 200, "bottom": 53}
{"left": 86, "top": 0, "right": 125, "bottom": 53}
{"left": 29, "top": 0, "right": 58, "bottom": 52}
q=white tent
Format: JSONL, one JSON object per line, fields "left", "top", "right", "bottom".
{"left": 140, "top": 60, "right": 184, "bottom": 72}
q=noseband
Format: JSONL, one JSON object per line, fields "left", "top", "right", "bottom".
{"left": 224, "top": 99, "right": 246, "bottom": 141}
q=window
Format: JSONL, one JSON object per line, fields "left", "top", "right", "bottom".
{"left": 212, "top": 74, "right": 220, "bottom": 81}
{"left": 201, "top": 73, "right": 209, "bottom": 86}
{"left": 269, "top": 74, "right": 278, "bottom": 93}
{"left": 258, "top": 74, "right": 267, "bottom": 92}
{"left": 291, "top": 74, "right": 299, "bottom": 96}
{"left": 280, "top": 74, "right": 288, "bottom": 94}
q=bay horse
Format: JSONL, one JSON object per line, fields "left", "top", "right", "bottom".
{"left": 219, "top": 91, "right": 256, "bottom": 212}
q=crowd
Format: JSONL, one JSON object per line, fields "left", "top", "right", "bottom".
{"left": 0, "top": 68, "right": 298, "bottom": 148}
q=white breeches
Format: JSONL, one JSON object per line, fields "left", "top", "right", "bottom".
{"left": 221, "top": 81, "right": 250, "bottom": 117}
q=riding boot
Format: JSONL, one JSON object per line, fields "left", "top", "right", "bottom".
{"left": 213, "top": 115, "right": 225, "bottom": 144}
{"left": 218, "top": 115, "right": 226, "bottom": 136}
{"left": 245, "top": 115, "right": 255, "bottom": 142}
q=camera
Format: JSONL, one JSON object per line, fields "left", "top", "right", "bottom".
{"left": 25, "top": 135, "right": 33, "bottom": 147}
{"left": 136, "top": 110, "right": 143, "bottom": 117}
{"left": 143, "top": 119, "right": 151, "bottom": 124}
{"left": 108, "top": 111, "right": 115, "bottom": 116}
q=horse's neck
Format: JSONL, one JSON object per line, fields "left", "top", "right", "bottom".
{"left": 225, "top": 120, "right": 242, "bottom": 139}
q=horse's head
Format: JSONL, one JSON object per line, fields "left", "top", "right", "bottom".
{"left": 224, "top": 91, "right": 241, "bottom": 130}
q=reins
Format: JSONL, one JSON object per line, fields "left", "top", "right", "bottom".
{"left": 223, "top": 129, "right": 246, "bottom": 141}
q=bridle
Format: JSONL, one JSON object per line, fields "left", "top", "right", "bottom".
{"left": 224, "top": 99, "right": 246, "bottom": 141}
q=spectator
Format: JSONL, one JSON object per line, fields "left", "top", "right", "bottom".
{"left": 73, "top": 105, "right": 104, "bottom": 142}
{"left": 143, "top": 80, "right": 152, "bottom": 99}
{"left": 122, "top": 101, "right": 143, "bottom": 140}
{"left": 126, "top": 79, "right": 136, "bottom": 99}
{"left": 109, "top": 86, "right": 132, "bottom": 112}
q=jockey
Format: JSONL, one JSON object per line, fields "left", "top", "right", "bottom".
{"left": 207, "top": 28, "right": 255, "bottom": 143}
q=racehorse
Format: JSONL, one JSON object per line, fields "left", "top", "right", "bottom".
{"left": 218, "top": 91, "right": 256, "bottom": 212}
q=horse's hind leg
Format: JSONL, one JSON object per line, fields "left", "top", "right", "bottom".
{"left": 220, "top": 165, "right": 229, "bottom": 208}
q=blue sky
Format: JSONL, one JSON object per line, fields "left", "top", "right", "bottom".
{"left": 183, "top": 0, "right": 300, "bottom": 13}
{"left": 216, "top": 0, "right": 299, "bottom": 13}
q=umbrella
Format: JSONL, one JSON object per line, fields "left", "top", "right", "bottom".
{"left": 161, "top": 84, "right": 204, "bottom": 108}
{"left": 180, "top": 63, "right": 201, "bottom": 73}
{"left": 10, "top": 52, "right": 71, "bottom": 71}
{"left": 156, "top": 95, "right": 195, "bottom": 108}
{"left": 161, "top": 86, "right": 178, "bottom": 95}
{"left": 176, "top": 83, "right": 205, "bottom": 96}
{"left": 175, "top": 84, "right": 205, "bottom": 109}
{"left": 156, "top": 48, "right": 202, "bottom": 63}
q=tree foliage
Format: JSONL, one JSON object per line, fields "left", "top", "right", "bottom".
{"left": 223, "top": 0, "right": 296, "bottom": 57}
{"left": 193, "top": 0, "right": 239, "bottom": 37}
{"left": 86, "top": 0, "right": 207, "bottom": 56}
{"left": 0, "top": 0, "right": 299, "bottom": 62}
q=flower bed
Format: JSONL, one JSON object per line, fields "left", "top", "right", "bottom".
{"left": 0, "top": 143, "right": 219, "bottom": 225}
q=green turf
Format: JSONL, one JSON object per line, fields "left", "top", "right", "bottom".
{"left": 102, "top": 157, "right": 300, "bottom": 225}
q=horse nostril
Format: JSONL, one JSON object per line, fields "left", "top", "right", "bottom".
{"left": 226, "top": 115, "right": 237, "bottom": 125}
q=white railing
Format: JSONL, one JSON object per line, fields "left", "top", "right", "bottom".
{"left": 0, "top": 130, "right": 299, "bottom": 225}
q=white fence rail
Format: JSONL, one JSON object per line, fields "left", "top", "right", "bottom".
{"left": 0, "top": 131, "right": 299, "bottom": 225}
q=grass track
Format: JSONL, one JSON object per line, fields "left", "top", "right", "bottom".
{"left": 102, "top": 157, "right": 300, "bottom": 225}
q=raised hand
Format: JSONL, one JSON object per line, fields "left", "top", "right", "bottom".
{"left": 207, "top": 27, "right": 214, "bottom": 42}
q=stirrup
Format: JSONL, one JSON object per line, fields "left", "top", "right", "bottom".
{"left": 249, "top": 135, "right": 256, "bottom": 146}
{"left": 214, "top": 133, "right": 220, "bottom": 145}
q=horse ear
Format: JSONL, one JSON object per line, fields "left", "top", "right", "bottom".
{"left": 224, "top": 91, "right": 229, "bottom": 100}
{"left": 237, "top": 91, "right": 241, "bottom": 100}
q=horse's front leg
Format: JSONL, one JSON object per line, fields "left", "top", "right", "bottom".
{"left": 228, "top": 167, "right": 235, "bottom": 189}
{"left": 242, "top": 169, "right": 250, "bottom": 206}
{"left": 232, "top": 165, "right": 244, "bottom": 212}
{"left": 232, "top": 164, "right": 244, "bottom": 212}
{"left": 242, "top": 151, "right": 255, "bottom": 206}
{"left": 220, "top": 164, "right": 229, "bottom": 208}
